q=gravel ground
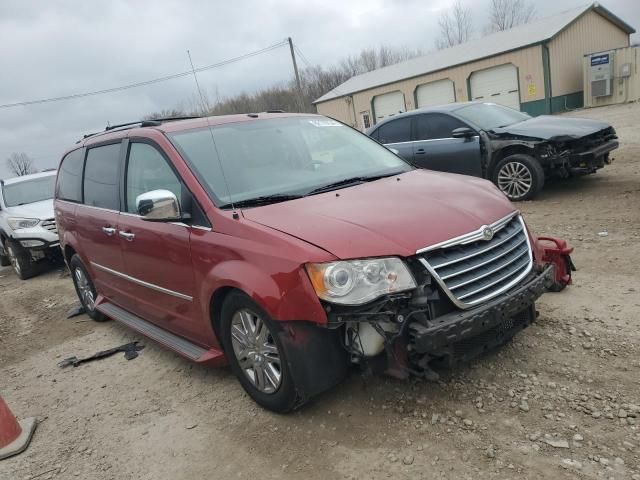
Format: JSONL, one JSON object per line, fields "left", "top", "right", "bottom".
{"left": 1, "top": 102, "right": 639, "bottom": 480}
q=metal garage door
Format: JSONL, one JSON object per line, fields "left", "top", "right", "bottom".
{"left": 416, "top": 79, "right": 455, "bottom": 108}
{"left": 373, "top": 91, "right": 405, "bottom": 123}
{"left": 470, "top": 64, "right": 520, "bottom": 110}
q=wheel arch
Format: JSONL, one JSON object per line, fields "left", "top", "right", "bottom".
{"left": 489, "top": 144, "right": 536, "bottom": 177}
{"left": 202, "top": 260, "right": 328, "bottom": 345}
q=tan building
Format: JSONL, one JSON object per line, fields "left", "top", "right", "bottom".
{"left": 314, "top": 3, "right": 634, "bottom": 130}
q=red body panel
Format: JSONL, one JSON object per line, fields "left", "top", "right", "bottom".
{"left": 243, "top": 170, "right": 513, "bottom": 259}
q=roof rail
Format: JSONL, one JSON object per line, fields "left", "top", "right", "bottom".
{"left": 264, "top": 110, "right": 285, "bottom": 113}
{"left": 80, "top": 116, "right": 202, "bottom": 142}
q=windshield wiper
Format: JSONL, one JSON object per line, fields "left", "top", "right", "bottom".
{"left": 306, "top": 172, "right": 403, "bottom": 196}
{"left": 219, "top": 193, "right": 304, "bottom": 209}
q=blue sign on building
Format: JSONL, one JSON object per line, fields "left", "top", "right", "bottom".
{"left": 591, "top": 54, "right": 610, "bottom": 66}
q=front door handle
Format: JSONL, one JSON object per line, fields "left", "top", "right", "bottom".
{"left": 118, "top": 231, "right": 135, "bottom": 241}
{"left": 102, "top": 227, "right": 116, "bottom": 236}
{"left": 415, "top": 149, "right": 426, "bottom": 155}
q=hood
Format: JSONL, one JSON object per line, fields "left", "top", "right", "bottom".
{"left": 242, "top": 170, "right": 515, "bottom": 259}
{"left": 4, "top": 199, "right": 54, "bottom": 220}
{"left": 492, "top": 115, "right": 611, "bottom": 141}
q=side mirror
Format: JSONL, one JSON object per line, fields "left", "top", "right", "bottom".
{"left": 136, "top": 189, "right": 181, "bottom": 221}
{"left": 452, "top": 127, "right": 475, "bottom": 139}
{"left": 388, "top": 147, "right": 400, "bottom": 155}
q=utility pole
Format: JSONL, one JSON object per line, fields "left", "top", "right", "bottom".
{"left": 288, "top": 37, "right": 304, "bottom": 112}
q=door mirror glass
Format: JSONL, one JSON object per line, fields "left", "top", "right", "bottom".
{"left": 136, "top": 189, "right": 181, "bottom": 221}
{"left": 452, "top": 127, "right": 475, "bottom": 139}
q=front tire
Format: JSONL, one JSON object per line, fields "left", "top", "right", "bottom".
{"left": 492, "top": 154, "right": 544, "bottom": 201}
{"left": 5, "top": 240, "right": 37, "bottom": 280}
{"left": 69, "top": 254, "right": 108, "bottom": 322}
{"left": 220, "top": 291, "right": 299, "bottom": 413}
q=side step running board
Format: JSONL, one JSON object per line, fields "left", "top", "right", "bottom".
{"left": 97, "top": 302, "right": 224, "bottom": 364}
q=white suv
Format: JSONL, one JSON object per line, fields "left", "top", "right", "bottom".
{"left": 0, "top": 171, "right": 60, "bottom": 279}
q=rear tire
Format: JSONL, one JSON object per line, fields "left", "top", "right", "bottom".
{"left": 5, "top": 240, "right": 37, "bottom": 280}
{"left": 220, "top": 291, "right": 299, "bottom": 413}
{"left": 69, "top": 254, "right": 108, "bottom": 322}
{"left": 492, "top": 154, "right": 544, "bottom": 201}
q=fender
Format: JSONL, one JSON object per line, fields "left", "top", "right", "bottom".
{"left": 199, "top": 259, "right": 328, "bottom": 327}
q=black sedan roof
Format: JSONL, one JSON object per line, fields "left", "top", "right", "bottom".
{"left": 367, "top": 101, "right": 479, "bottom": 133}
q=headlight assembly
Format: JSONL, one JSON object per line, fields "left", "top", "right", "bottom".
{"left": 8, "top": 218, "right": 40, "bottom": 230}
{"left": 305, "top": 257, "right": 416, "bottom": 305}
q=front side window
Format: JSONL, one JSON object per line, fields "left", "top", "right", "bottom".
{"left": 125, "top": 143, "right": 183, "bottom": 213}
{"left": 57, "top": 149, "right": 84, "bottom": 202}
{"left": 169, "top": 116, "right": 411, "bottom": 207}
{"left": 415, "top": 114, "right": 468, "bottom": 140}
{"left": 376, "top": 117, "right": 412, "bottom": 144}
{"left": 2, "top": 175, "right": 56, "bottom": 207}
{"left": 83, "top": 143, "right": 121, "bottom": 210}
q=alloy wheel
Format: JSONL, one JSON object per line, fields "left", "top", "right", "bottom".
{"left": 7, "top": 244, "right": 21, "bottom": 276}
{"left": 497, "top": 161, "right": 533, "bottom": 200}
{"left": 230, "top": 308, "right": 282, "bottom": 394}
{"left": 74, "top": 267, "right": 96, "bottom": 311}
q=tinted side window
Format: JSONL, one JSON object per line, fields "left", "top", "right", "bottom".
{"left": 125, "top": 143, "right": 183, "bottom": 213}
{"left": 57, "top": 149, "right": 85, "bottom": 202}
{"left": 376, "top": 117, "right": 412, "bottom": 144}
{"left": 415, "top": 114, "right": 468, "bottom": 140}
{"left": 83, "top": 143, "right": 121, "bottom": 210}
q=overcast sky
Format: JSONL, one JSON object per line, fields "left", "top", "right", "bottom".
{"left": 1, "top": 0, "right": 638, "bottom": 177}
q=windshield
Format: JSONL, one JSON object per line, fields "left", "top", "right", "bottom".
{"left": 169, "top": 116, "right": 411, "bottom": 206}
{"left": 454, "top": 103, "right": 531, "bottom": 130}
{"left": 2, "top": 175, "right": 56, "bottom": 207}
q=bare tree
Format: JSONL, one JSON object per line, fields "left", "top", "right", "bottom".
{"left": 144, "top": 45, "right": 424, "bottom": 118}
{"left": 6, "top": 152, "right": 37, "bottom": 176}
{"left": 486, "top": 0, "right": 535, "bottom": 33}
{"left": 435, "top": 1, "right": 473, "bottom": 50}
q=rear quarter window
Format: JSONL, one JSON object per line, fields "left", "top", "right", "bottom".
{"left": 83, "top": 143, "right": 121, "bottom": 210}
{"left": 57, "top": 149, "right": 85, "bottom": 202}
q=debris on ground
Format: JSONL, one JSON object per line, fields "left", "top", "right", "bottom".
{"left": 66, "top": 304, "right": 86, "bottom": 319}
{"left": 58, "top": 342, "right": 144, "bottom": 368}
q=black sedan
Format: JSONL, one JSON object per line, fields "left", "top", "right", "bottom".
{"left": 366, "top": 102, "right": 618, "bottom": 201}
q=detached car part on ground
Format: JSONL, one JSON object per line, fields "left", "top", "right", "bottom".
{"left": 367, "top": 102, "right": 619, "bottom": 201}
{"left": 55, "top": 113, "right": 574, "bottom": 413}
{"left": 0, "top": 171, "right": 60, "bottom": 279}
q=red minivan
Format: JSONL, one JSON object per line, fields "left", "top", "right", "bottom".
{"left": 55, "top": 113, "right": 572, "bottom": 412}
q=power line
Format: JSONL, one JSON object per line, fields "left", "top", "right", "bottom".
{"left": 0, "top": 41, "right": 288, "bottom": 109}
{"left": 294, "top": 43, "right": 350, "bottom": 99}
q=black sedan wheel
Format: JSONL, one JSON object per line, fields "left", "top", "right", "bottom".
{"left": 493, "top": 154, "right": 544, "bottom": 201}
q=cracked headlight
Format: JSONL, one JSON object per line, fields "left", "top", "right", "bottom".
{"left": 8, "top": 217, "right": 40, "bottom": 230}
{"left": 305, "top": 258, "right": 416, "bottom": 305}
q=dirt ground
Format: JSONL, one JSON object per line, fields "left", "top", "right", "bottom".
{"left": 1, "top": 102, "right": 639, "bottom": 480}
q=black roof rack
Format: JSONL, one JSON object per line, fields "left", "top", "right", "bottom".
{"left": 79, "top": 116, "right": 202, "bottom": 142}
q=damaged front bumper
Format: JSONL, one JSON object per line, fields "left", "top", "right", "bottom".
{"left": 567, "top": 139, "right": 618, "bottom": 175}
{"left": 407, "top": 264, "right": 555, "bottom": 365}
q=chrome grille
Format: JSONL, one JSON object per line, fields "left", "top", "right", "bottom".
{"left": 418, "top": 214, "right": 532, "bottom": 308}
{"left": 41, "top": 218, "right": 58, "bottom": 235}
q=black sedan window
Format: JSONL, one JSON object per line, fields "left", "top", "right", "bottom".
{"left": 376, "top": 117, "right": 412, "bottom": 144}
{"left": 415, "top": 114, "right": 468, "bottom": 140}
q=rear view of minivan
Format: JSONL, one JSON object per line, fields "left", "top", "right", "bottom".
{"left": 55, "top": 114, "right": 573, "bottom": 412}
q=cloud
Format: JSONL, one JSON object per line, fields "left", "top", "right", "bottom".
{"left": 0, "top": 0, "right": 638, "bottom": 176}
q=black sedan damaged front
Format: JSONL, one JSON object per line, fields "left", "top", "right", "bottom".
{"left": 488, "top": 115, "right": 619, "bottom": 180}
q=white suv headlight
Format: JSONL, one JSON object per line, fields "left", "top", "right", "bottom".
{"left": 306, "top": 258, "right": 416, "bottom": 305}
{"left": 8, "top": 217, "right": 40, "bottom": 230}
